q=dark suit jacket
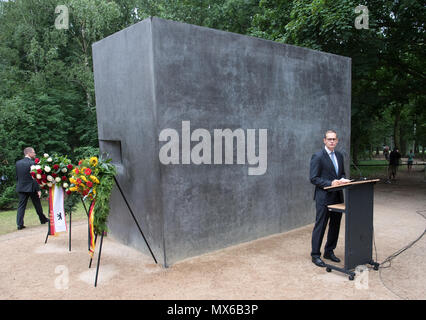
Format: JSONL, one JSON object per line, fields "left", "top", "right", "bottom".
{"left": 16, "top": 157, "right": 40, "bottom": 193}
{"left": 310, "top": 148, "right": 345, "bottom": 205}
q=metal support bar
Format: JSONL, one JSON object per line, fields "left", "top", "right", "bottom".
{"left": 94, "top": 232, "right": 104, "bottom": 287}
{"left": 113, "top": 176, "right": 157, "bottom": 264}
{"left": 325, "top": 263, "right": 356, "bottom": 280}
{"left": 44, "top": 197, "right": 50, "bottom": 244}
{"left": 68, "top": 212, "right": 72, "bottom": 251}
{"left": 81, "top": 197, "right": 89, "bottom": 217}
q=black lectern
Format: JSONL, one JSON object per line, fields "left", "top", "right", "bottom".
{"left": 324, "top": 179, "right": 380, "bottom": 280}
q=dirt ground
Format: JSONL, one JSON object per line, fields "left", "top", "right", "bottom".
{"left": 1, "top": 167, "right": 425, "bottom": 300}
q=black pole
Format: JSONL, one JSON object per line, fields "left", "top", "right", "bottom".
{"left": 94, "top": 232, "right": 104, "bottom": 287}
{"left": 80, "top": 197, "right": 89, "bottom": 217}
{"left": 80, "top": 197, "right": 91, "bottom": 251}
{"left": 45, "top": 193, "right": 50, "bottom": 244}
{"left": 113, "top": 176, "right": 157, "bottom": 264}
{"left": 80, "top": 196, "right": 92, "bottom": 253}
{"left": 68, "top": 212, "right": 72, "bottom": 252}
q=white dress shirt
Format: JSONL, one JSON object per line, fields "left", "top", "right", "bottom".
{"left": 325, "top": 146, "right": 338, "bottom": 174}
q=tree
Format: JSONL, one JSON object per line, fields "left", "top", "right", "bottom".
{"left": 251, "top": 0, "right": 425, "bottom": 163}
{"left": 0, "top": 0, "right": 124, "bottom": 208}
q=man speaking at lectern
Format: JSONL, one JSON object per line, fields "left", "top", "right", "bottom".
{"left": 309, "top": 130, "right": 350, "bottom": 267}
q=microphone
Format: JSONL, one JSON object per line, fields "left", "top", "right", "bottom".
{"left": 351, "top": 159, "right": 367, "bottom": 181}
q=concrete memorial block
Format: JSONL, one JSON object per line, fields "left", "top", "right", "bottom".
{"left": 92, "top": 17, "right": 351, "bottom": 267}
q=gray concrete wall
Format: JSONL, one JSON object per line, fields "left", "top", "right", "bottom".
{"left": 92, "top": 17, "right": 351, "bottom": 267}
{"left": 93, "top": 19, "right": 165, "bottom": 263}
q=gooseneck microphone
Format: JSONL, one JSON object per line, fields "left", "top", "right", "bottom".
{"left": 351, "top": 159, "right": 367, "bottom": 181}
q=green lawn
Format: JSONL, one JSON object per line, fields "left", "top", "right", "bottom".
{"left": 350, "top": 159, "right": 408, "bottom": 178}
{"left": 0, "top": 199, "right": 87, "bottom": 236}
{"left": 350, "top": 160, "right": 389, "bottom": 178}
{"left": 357, "top": 160, "right": 389, "bottom": 165}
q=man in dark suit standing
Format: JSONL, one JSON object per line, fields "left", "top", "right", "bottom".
{"left": 309, "top": 130, "right": 350, "bottom": 267}
{"left": 16, "top": 147, "right": 49, "bottom": 230}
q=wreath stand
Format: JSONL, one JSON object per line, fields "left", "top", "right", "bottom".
{"left": 83, "top": 177, "right": 158, "bottom": 287}
{"left": 44, "top": 198, "right": 51, "bottom": 244}
{"left": 44, "top": 192, "right": 76, "bottom": 253}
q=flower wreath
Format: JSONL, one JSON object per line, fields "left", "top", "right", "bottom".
{"left": 30, "top": 153, "right": 73, "bottom": 190}
{"left": 69, "top": 156, "right": 116, "bottom": 235}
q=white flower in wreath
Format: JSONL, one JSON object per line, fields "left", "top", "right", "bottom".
{"left": 47, "top": 175, "right": 53, "bottom": 182}
{"left": 61, "top": 168, "right": 67, "bottom": 173}
{"left": 30, "top": 165, "right": 36, "bottom": 171}
{"left": 36, "top": 174, "right": 42, "bottom": 179}
{"left": 35, "top": 165, "right": 41, "bottom": 170}
{"left": 47, "top": 157, "right": 52, "bottom": 162}
{"left": 47, "top": 182, "right": 53, "bottom": 188}
{"left": 55, "top": 177, "right": 61, "bottom": 183}
{"left": 44, "top": 166, "right": 51, "bottom": 172}
{"left": 44, "top": 153, "right": 49, "bottom": 158}
{"left": 63, "top": 183, "right": 69, "bottom": 188}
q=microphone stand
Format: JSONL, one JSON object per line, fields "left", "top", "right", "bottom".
{"left": 351, "top": 159, "right": 367, "bottom": 181}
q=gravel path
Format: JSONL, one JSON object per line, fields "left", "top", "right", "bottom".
{"left": 1, "top": 169, "right": 425, "bottom": 300}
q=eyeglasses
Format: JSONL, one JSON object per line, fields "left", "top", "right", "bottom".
{"left": 326, "top": 138, "right": 337, "bottom": 141}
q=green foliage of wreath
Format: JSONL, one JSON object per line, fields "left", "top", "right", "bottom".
{"left": 92, "top": 160, "right": 116, "bottom": 235}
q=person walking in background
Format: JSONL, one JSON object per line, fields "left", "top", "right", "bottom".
{"left": 309, "top": 130, "right": 351, "bottom": 267}
{"left": 383, "top": 146, "right": 389, "bottom": 161}
{"left": 388, "top": 147, "right": 402, "bottom": 181}
{"left": 15, "top": 147, "right": 49, "bottom": 230}
{"left": 407, "top": 149, "right": 414, "bottom": 173}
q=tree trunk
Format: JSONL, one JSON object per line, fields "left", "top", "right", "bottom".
{"left": 352, "top": 139, "right": 359, "bottom": 165}
{"left": 393, "top": 105, "right": 402, "bottom": 150}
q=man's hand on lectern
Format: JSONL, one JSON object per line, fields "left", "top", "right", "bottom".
{"left": 331, "top": 180, "right": 341, "bottom": 187}
{"left": 339, "top": 178, "right": 351, "bottom": 184}
{"left": 332, "top": 178, "right": 351, "bottom": 187}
